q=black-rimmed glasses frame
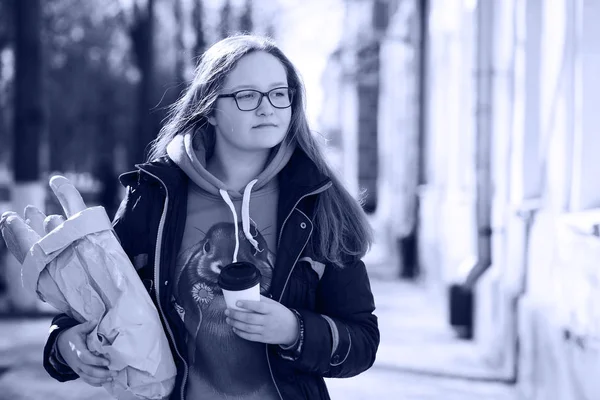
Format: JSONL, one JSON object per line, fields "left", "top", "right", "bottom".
{"left": 217, "top": 87, "right": 295, "bottom": 111}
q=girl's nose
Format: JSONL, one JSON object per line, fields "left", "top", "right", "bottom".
{"left": 256, "top": 95, "right": 275, "bottom": 116}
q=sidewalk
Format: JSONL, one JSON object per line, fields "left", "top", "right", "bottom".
{"left": 0, "top": 278, "right": 519, "bottom": 400}
{"left": 325, "top": 277, "right": 518, "bottom": 399}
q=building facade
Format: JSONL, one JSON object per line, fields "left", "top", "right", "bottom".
{"left": 328, "top": 0, "right": 600, "bottom": 397}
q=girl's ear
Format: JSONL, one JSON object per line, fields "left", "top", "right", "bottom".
{"left": 208, "top": 114, "right": 217, "bottom": 126}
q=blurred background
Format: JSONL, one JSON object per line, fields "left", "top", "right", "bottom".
{"left": 1, "top": 0, "right": 600, "bottom": 399}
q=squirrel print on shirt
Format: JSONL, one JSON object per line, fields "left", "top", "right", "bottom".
{"left": 173, "top": 221, "right": 276, "bottom": 396}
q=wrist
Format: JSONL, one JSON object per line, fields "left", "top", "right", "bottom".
{"left": 281, "top": 325, "right": 299, "bottom": 348}
{"left": 280, "top": 309, "right": 300, "bottom": 347}
{"left": 54, "top": 332, "right": 68, "bottom": 364}
{"left": 277, "top": 309, "right": 304, "bottom": 360}
{"left": 51, "top": 331, "right": 70, "bottom": 368}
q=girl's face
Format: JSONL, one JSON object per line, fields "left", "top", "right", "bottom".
{"left": 208, "top": 51, "right": 292, "bottom": 155}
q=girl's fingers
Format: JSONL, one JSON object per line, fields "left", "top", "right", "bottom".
{"left": 77, "top": 370, "right": 111, "bottom": 387}
{"left": 235, "top": 300, "right": 269, "bottom": 314}
{"left": 232, "top": 327, "right": 262, "bottom": 343}
{"left": 226, "top": 309, "right": 264, "bottom": 325}
{"left": 80, "top": 378, "right": 104, "bottom": 387}
{"left": 78, "top": 350, "right": 110, "bottom": 368}
{"left": 77, "top": 319, "right": 99, "bottom": 334}
{"left": 226, "top": 318, "right": 262, "bottom": 334}
{"left": 78, "top": 363, "right": 115, "bottom": 380}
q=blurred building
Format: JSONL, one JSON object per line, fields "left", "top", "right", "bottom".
{"left": 324, "top": 0, "right": 600, "bottom": 398}
{"left": 320, "top": 0, "right": 424, "bottom": 276}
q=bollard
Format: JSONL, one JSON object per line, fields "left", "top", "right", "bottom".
{"left": 449, "top": 283, "right": 474, "bottom": 339}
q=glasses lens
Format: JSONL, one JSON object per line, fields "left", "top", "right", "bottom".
{"left": 269, "top": 88, "right": 293, "bottom": 108}
{"left": 233, "top": 88, "right": 293, "bottom": 110}
{"left": 235, "top": 90, "right": 260, "bottom": 111}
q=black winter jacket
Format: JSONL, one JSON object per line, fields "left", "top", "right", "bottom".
{"left": 43, "top": 148, "right": 380, "bottom": 400}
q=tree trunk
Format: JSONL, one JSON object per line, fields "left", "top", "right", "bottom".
{"left": 401, "top": 0, "right": 429, "bottom": 280}
{"left": 10, "top": 0, "right": 47, "bottom": 312}
{"left": 193, "top": 0, "right": 206, "bottom": 58}
{"left": 130, "top": 0, "right": 156, "bottom": 165}
{"left": 0, "top": 0, "right": 13, "bottom": 165}
{"left": 14, "top": 0, "right": 43, "bottom": 183}
{"left": 174, "top": 0, "right": 185, "bottom": 85}
{"left": 94, "top": 85, "right": 118, "bottom": 219}
{"left": 219, "top": 0, "right": 232, "bottom": 39}
{"left": 239, "top": 0, "right": 253, "bottom": 33}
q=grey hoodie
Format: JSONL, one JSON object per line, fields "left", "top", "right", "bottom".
{"left": 165, "top": 131, "right": 294, "bottom": 399}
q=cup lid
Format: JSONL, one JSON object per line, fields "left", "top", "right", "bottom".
{"left": 218, "top": 261, "right": 261, "bottom": 291}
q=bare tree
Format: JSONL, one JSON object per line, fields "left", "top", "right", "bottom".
{"left": 239, "top": 0, "right": 253, "bottom": 33}
{"left": 174, "top": 0, "right": 185, "bottom": 85}
{"left": 220, "top": 0, "right": 232, "bottom": 39}
{"left": 8, "top": 0, "right": 46, "bottom": 312}
{"left": 129, "top": 0, "right": 157, "bottom": 164}
{"left": 193, "top": 0, "right": 206, "bottom": 59}
{"left": 0, "top": 0, "right": 13, "bottom": 165}
{"left": 0, "top": 0, "right": 12, "bottom": 51}
{"left": 13, "top": 0, "right": 44, "bottom": 184}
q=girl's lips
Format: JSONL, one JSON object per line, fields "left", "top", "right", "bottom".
{"left": 253, "top": 123, "right": 277, "bottom": 128}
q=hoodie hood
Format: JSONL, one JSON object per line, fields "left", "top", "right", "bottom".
{"left": 166, "top": 130, "right": 295, "bottom": 263}
{"left": 166, "top": 130, "right": 295, "bottom": 199}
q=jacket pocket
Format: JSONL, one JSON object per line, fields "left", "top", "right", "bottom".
{"left": 286, "top": 260, "right": 320, "bottom": 310}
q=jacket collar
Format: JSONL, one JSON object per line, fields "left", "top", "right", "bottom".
{"left": 120, "top": 146, "right": 333, "bottom": 302}
{"left": 276, "top": 148, "right": 331, "bottom": 221}
{"left": 121, "top": 147, "right": 332, "bottom": 210}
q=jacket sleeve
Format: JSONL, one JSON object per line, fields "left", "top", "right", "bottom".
{"left": 43, "top": 313, "right": 81, "bottom": 381}
{"left": 43, "top": 185, "right": 136, "bottom": 381}
{"left": 284, "top": 259, "right": 380, "bottom": 378}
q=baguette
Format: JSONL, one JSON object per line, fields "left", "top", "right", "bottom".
{"left": 24, "top": 205, "right": 47, "bottom": 237}
{"left": 49, "top": 176, "right": 87, "bottom": 218}
{"left": 44, "top": 214, "right": 66, "bottom": 233}
{"left": 0, "top": 212, "right": 41, "bottom": 264}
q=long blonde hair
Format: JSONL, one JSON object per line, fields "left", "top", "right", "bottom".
{"left": 148, "top": 35, "right": 373, "bottom": 268}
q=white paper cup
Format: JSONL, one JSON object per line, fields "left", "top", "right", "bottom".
{"left": 222, "top": 283, "right": 260, "bottom": 311}
{"left": 218, "top": 261, "right": 262, "bottom": 311}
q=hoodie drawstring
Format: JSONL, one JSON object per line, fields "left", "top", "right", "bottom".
{"left": 242, "top": 180, "right": 262, "bottom": 252}
{"left": 218, "top": 179, "right": 261, "bottom": 263}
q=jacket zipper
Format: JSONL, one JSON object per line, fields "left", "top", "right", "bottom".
{"left": 137, "top": 167, "right": 189, "bottom": 400}
{"left": 266, "top": 181, "right": 333, "bottom": 400}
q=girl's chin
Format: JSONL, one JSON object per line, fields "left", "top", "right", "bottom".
{"left": 248, "top": 135, "right": 286, "bottom": 149}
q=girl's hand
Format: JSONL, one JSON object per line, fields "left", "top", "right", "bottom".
{"left": 225, "top": 295, "right": 299, "bottom": 346}
{"left": 56, "top": 320, "right": 117, "bottom": 387}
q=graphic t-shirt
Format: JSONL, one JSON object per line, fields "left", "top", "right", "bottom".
{"left": 171, "top": 183, "right": 280, "bottom": 399}
{"left": 166, "top": 132, "right": 295, "bottom": 399}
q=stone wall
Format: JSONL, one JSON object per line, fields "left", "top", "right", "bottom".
{"left": 519, "top": 210, "right": 600, "bottom": 399}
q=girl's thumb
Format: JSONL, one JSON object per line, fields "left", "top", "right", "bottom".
{"left": 81, "top": 319, "right": 98, "bottom": 332}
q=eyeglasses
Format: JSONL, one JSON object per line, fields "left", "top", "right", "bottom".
{"left": 217, "top": 87, "right": 295, "bottom": 111}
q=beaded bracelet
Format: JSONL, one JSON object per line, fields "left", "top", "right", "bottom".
{"left": 277, "top": 308, "right": 305, "bottom": 361}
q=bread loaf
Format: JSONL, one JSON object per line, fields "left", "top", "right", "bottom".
{"left": 44, "top": 214, "right": 66, "bottom": 233}
{"left": 0, "top": 212, "right": 41, "bottom": 264}
{"left": 24, "top": 205, "right": 47, "bottom": 236}
{"left": 49, "top": 175, "right": 87, "bottom": 218}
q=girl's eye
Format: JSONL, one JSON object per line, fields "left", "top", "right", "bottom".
{"left": 237, "top": 92, "right": 256, "bottom": 100}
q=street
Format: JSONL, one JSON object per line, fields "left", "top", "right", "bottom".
{"left": 0, "top": 278, "right": 518, "bottom": 400}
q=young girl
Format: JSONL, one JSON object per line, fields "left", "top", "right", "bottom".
{"left": 43, "top": 34, "right": 379, "bottom": 400}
